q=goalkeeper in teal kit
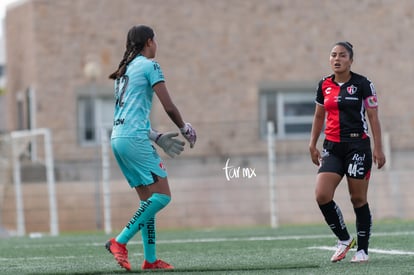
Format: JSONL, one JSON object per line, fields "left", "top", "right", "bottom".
{"left": 105, "top": 25, "right": 196, "bottom": 271}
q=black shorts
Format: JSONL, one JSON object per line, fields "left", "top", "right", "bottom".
{"left": 318, "top": 138, "right": 372, "bottom": 179}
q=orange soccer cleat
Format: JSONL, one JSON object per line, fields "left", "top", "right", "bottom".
{"left": 105, "top": 238, "right": 131, "bottom": 271}
{"left": 331, "top": 237, "right": 356, "bottom": 262}
{"left": 141, "top": 259, "right": 174, "bottom": 270}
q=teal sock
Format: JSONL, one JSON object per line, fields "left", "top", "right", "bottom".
{"left": 141, "top": 214, "right": 157, "bottom": 263}
{"left": 116, "top": 193, "right": 171, "bottom": 244}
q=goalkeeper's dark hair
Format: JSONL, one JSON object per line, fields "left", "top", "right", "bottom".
{"left": 334, "top": 41, "right": 353, "bottom": 59}
{"left": 109, "top": 25, "right": 155, "bottom": 80}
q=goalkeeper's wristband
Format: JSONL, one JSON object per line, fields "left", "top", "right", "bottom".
{"left": 179, "top": 123, "right": 189, "bottom": 134}
{"left": 155, "top": 133, "right": 162, "bottom": 143}
{"left": 149, "top": 129, "right": 161, "bottom": 142}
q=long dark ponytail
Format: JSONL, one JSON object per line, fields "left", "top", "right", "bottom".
{"left": 109, "top": 25, "right": 155, "bottom": 80}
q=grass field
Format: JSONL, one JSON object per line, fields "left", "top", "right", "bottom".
{"left": 1, "top": 220, "right": 414, "bottom": 274}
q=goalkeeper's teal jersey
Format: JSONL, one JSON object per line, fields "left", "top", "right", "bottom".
{"left": 111, "top": 55, "right": 165, "bottom": 139}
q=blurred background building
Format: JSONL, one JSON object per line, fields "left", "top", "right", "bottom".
{"left": 0, "top": 0, "right": 413, "bottom": 234}
{"left": 0, "top": 35, "right": 5, "bottom": 132}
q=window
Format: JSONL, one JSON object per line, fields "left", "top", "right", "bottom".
{"left": 259, "top": 83, "right": 315, "bottom": 139}
{"left": 77, "top": 85, "right": 113, "bottom": 146}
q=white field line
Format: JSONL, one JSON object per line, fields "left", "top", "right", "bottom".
{"left": 10, "top": 230, "right": 414, "bottom": 249}
{"left": 132, "top": 230, "right": 414, "bottom": 245}
{"left": 1, "top": 231, "right": 413, "bottom": 261}
{"left": 0, "top": 255, "right": 95, "bottom": 261}
{"left": 308, "top": 246, "right": 414, "bottom": 256}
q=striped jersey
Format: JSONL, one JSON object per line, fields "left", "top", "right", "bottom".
{"left": 315, "top": 72, "right": 378, "bottom": 142}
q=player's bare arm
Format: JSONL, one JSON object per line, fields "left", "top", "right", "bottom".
{"left": 366, "top": 107, "right": 386, "bottom": 169}
{"left": 153, "top": 82, "right": 185, "bottom": 129}
{"left": 309, "top": 104, "right": 325, "bottom": 166}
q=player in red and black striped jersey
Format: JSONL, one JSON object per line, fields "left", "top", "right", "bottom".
{"left": 315, "top": 72, "right": 378, "bottom": 143}
{"left": 309, "top": 42, "right": 386, "bottom": 263}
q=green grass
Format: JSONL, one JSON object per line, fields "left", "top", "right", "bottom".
{"left": 1, "top": 220, "right": 414, "bottom": 274}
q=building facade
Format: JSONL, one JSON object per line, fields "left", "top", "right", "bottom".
{"left": 1, "top": 0, "right": 414, "bottom": 232}
{"left": 4, "top": 0, "right": 414, "bottom": 160}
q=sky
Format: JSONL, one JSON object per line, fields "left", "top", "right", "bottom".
{"left": 0, "top": 0, "right": 20, "bottom": 37}
{"left": 0, "top": 0, "right": 19, "bottom": 63}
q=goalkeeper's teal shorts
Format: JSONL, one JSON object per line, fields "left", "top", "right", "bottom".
{"left": 111, "top": 137, "right": 167, "bottom": 188}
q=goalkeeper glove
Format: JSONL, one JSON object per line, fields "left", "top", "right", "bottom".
{"left": 149, "top": 130, "right": 185, "bottom": 158}
{"left": 180, "top": 122, "right": 197, "bottom": 148}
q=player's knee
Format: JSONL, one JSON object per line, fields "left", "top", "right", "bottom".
{"left": 315, "top": 192, "right": 332, "bottom": 205}
{"left": 315, "top": 187, "right": 333, "bottom": 205}
{"left": 151, "top": 193, "right": 171, "bottom": 207}
{"left": 350, "top": 196, "right": 367, "bottom": 208}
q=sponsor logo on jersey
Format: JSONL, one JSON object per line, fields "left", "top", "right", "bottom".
{"left": 334, "top": 96, "right": 341, "bottom": 102}
{"left": 113, "top": 118, "right": 125, "bottom": 125}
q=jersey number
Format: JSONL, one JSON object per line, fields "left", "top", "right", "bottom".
{"left": 348, "top": 163, "right": 364, "bottom": 177}
{"left": 115, "top": 75, "right": 129, "bottom": 107}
